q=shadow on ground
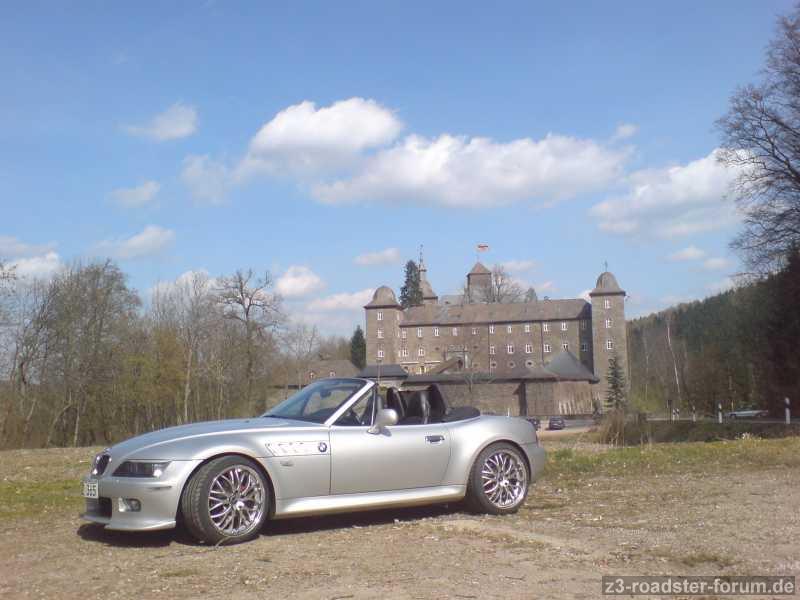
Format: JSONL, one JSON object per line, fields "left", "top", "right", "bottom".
{"left": 76, "top": 503, "right": 467, "bottom": 548}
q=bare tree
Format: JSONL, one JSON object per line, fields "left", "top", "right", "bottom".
{"left": 280, "top": 322, "right": 320, "bottom": 391}
{"left": 216, "top": 269, "right": 283, "bottom": 407}
{"left": 717, "top": 6, "right": 800, "bottom": 272}
{"left": 462, "top": 265, "right": 525, "bottom": 304}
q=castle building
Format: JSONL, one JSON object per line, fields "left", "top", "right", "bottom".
{"left": 364, "top": 261, "right": 628, "bottom": 414}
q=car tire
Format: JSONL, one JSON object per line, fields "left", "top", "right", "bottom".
{"left": 181, "top": 455, "right": 270, "bottom": 545}
{"left": 465, "top": 442, "right": 529, "bottom": 515}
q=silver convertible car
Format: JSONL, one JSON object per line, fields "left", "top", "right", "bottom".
{"left": 82, "top": 378, "right": 545, "bottom": 544}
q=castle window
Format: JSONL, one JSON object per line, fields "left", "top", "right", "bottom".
{"left": 525, "top": 344, "right": 533, "bottom": 354}
{"left": 563, "top": 342, "right": 569, "bottom": 351}
{"left": 507, "top": 344, "right": 514, "bottom": 354}
{"left": 525, "top": 359, "right": 534, "bottom": 368}
{"left": 524, "top": 323, "right": 530, "bottom": 333}
{"left": 580, "top": 320, "right": 587, "bottom": 331}
{"left": 508, "top": 361, "right": 515, "bottom": 368}
{"left": 604, "top": 299, "right": 611, "bottom": 309}
{"left": 377, "top": 311, "right": 383, "bottom": 321}
{"left": 418, "top": 365, "right": 425, "bottom": 374}
{"left": 452, "top": 327, "right": 459, "bottom": 337}
{"left": 561, "top": 322, "right": 568, "bottom": 331}
{"left": 543, "top": 323, "right": 550, "bottom": 332}
{"left": 582, "top": 342, "right": 589, "bottom": 352}
{"left": 471, "top": 327, "right": 477, "bottom": 335}
{"left": 506, "top": 325, "right": 512, "bottom": 334}
{"left": 489, "top": 324, "right": 495, "bottom": 334}
{"left": 605, "top": 319, "right": 612, "bottom": 329}
{"left": 606, "top": 340, "right": 614, "bottom": 350}
{"left": 418, "top": 347, "right": 425, "bottom": 357}
{"left": 401, "top": 329, "right": 407, "bottom": 339}
{"left": 377, "top": 329, "right": 383, "bottom": 339}
{"left": 417, "top": 328, "right": 423, "bottom": 338}
{"left": 310, "top": 372, "right": 315, "bottom": 379}
{"left": 329, "top": 371, "right": 335, "bottom": 377}
{"left": 377, "top": 350, "right": 384, "bottom": 359}
{"left": 434, "top": 327, "right": 439, "bottom": 337}
{"left": 490, "top": 360, "right": 498, "bottom": 369}
{"left": 489, "top": 345, "right": 496, "bottom": 355}
{"left": 543, "top": 343, "right": 552, "bottom": 353}
{"left": 402, "top": 348, "right": 409, "bottom": 357}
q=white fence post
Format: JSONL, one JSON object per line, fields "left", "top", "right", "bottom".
{"left": 786, "top": 397, "right": 791, "bottom": 425}
{"left": 718, "top": 402, "right": 723, "bottom": 424}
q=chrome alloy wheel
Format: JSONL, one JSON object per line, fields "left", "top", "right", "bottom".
{"left": 207, "top": 465, "right": 265, "bottom": 536}
{"left": 481, "top": 450, "right": 527, "bottom": 509}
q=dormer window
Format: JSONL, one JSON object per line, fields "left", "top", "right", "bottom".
{"left": 377, "top": 329, "right": 383, "bottom": 339}
{"left": 604, "top": 299, "right": 611, "bottom": 309}
{"left": 524, "top": 324, "right": 530, "bottom": 333}
{"left": 452, "top": 327, "right": 459, "bottom": 337}
{"left": 433, "top": 327, "right": 439, "bottom": 337}
{"left": 543, "top": 323, "right": 550, "bottom": 333}
{"left": 506, "top": 325, "right": 512, "bottom": 334}
{"left": 377, "top": 311, "right": 383, "bottom": 321}
{"left": 561, "top": 322, "right": 568, "bottom": 331}
{"left": 417, "top": 328, "right": 423, "bottom": 338}
{"left": 489, "top": 325, "right": 495, "bottom": 334}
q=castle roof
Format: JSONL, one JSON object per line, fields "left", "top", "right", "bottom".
{"left": 468, "top": 262, "right": 491, "bottom": 275}
{"left": 418, "top": 258, "right": 437, "bottom": 300}
{"left": 365, "top": 286, "right": 401, "bottom": 308}
{"left": 546, "top": 350, "right": 600, "bottom": 382}
{"left": 400, "top": 299, "right": 590, "bottom": 326}
{"left": 590, "top": 271, "right": 625, "bottom": 296}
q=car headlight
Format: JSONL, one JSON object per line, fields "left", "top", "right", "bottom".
{"left": 113, "top": 461, "right": 170, "bottom": 478}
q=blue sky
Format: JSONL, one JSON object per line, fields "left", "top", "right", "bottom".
{"left": 0, "top": 1, "right": 792, "bottom": 334}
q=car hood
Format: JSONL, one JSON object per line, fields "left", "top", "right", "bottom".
{"left": 109, "top": 417, "right": 320, "bottom": 459}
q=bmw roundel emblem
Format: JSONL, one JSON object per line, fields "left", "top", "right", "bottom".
{"left": 318, "top": 442, "right": 328, "bottom": 453}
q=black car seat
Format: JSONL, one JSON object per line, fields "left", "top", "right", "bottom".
{"left": 427, "top": 384, "right": 448, "bottom": 423}
{"left": 385, "top": 387, "right": 405, "bottom": 422}
{"left": 398, "top": 391, "right": 430, "bottom": 425}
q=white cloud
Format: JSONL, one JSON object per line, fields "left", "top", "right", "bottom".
{"left": 110, "top": 180, "right": 160, "bottom": 208}
{"left": 590, "top": 149, "right": 740, "bottom": 239}
{"left": 501, "top": 259, "right": 537, "bottom": 273}
{"left": 0, "top": 235, "right": 55, "bottom": 258}
{"left": 96, "top": 225, "right": 175, "bottom": 260}
{"left": 579, "top": 289, "right": 592, "bottom": 302}
{"left": 306, "top": 288, "right": 375, "bottom": 312}
{"left": 706, "top": 277, "right": 735, "bottom": 294}
{"left": 702, "top": 257, "right": 732, "bottom": 270}
{"left": 612, "top": 123, "right": 639, "bottom": 141}
{"left": 668, "top": 245, "right": 706, "bottom": 261}
{"left": 180, "top": 155, "right": 230, "bottom": 204}
{"left": 275, "top": 266, "right": 325, "bottom": 298}
{"left": 150, "top": 269, "right": 215, "bottom": 300}
{"left": 9, "top": 251, "right": 63, "bottom": 279}
{"left": 125, "top": 103, "right": 198, "bottom": 141}
{"left": 354, "top": 247, "right": 402, "bottom": 266}
{"left": 315, "top": 132, "right": 628, "bottom": 208}
{"left": 237, "top": 98, "right": 402, "bottom": 177}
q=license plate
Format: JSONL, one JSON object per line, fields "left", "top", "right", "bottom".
{"left": 82, "top": 481, "right": 99, "bottom": 499}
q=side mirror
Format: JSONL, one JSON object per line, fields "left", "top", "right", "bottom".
{"left": 368, "top": 408, "right": 398, "bottom": 434}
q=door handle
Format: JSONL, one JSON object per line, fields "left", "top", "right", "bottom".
{"left": 425, "top": 435, "right": 445, "bottom": 444}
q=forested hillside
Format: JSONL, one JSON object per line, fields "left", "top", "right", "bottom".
{"left": 627, "top": 251, "right": 800, "bottom": 417}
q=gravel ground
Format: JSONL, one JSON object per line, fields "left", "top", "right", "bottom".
{"left": 0, "top": 443, "right": 797, "bottom": 600}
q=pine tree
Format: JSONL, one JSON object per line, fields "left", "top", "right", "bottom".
{"left": 606, "top": 353, "right": 627, "bottom": 410}
{"left": 349, "top": 325, "right": 366, "bottom": 369}
{"left": 399, "top": 260, "right": 422, "bottom": 308}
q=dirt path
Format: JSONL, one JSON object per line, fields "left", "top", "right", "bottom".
{"left": 1, "top": 447, "right": 797, "bottom": 600}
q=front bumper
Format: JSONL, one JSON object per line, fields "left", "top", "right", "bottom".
{"left": 81, "top": 460, "right": 202, "bottom": 531}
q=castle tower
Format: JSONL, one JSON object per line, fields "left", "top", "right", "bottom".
{"left": 589, "top": 271, "right": 628, "bottom": 410}
{"left": 418, "top": 256, "right": 439, "bottom": 306}
{"left": 466, "top": 262, "right": 492, "bottom": 302}
{"left": 364, "top": 286, "right": 402, "bottom": 366}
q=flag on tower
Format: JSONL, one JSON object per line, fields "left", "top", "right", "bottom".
{"left": 477, "top": 243, "right": 489, "bottom": 252}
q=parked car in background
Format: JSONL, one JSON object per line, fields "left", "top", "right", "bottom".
{"left": 726, "top": 409, "right": 769, "bottom": 420}
{"left": 548, "top": 416, "right": 566, "bottom": 430}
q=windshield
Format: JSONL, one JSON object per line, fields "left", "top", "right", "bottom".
{"left": 263, "top": 379, "right": 368, "bottom": 423}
